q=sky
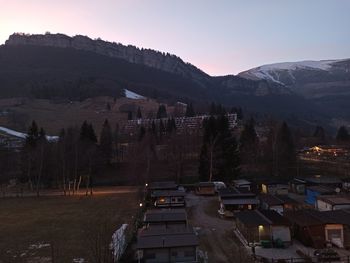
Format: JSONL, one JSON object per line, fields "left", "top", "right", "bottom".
{"left": 0, "top": 0, "right": 349, "bottom": 75}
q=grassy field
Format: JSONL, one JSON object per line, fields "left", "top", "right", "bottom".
{"left": 0, "top": 96, "right": 171, "bottom": 135}
{"left": 0, "top": 191, "right": 140, "bottom": 262}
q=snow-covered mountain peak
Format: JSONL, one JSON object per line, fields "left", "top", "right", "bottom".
{"left": 238, "top": 59, "right": 346, "bottom": 85}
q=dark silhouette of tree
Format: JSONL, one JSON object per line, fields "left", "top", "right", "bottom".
{"left": 198, "top": 115, "right": 239, "bottom": 182}
{"left": 138, "top": 126, "right": 146, "bottom": 141}
{"left": 156, "top": 105, "right": 167, "bottom": 119}
{"left": 127, "top": 111, "right": 133, "bottom": 120}
{"left": 185, "top": 102, "right": 195, "bottom": 117}
{"left": 274, "top": 122, "right": 296, "bottom": 177}
{"left": 106, "top": 102, "right": 111, "bottom": 111}
{"left": 136, "top": 107, "right": 142, "bottom": 119}
{"left": 99, "top": 119, "right": 113, "bottom": 164}
{"left": 336, "top": 126, "right": 350, "bottom": 142}
{"left": 239, "top": 118, "right": 259, "bottom": 167}
{"left": 313, "top": 126, "right": 325, "bottom": 141}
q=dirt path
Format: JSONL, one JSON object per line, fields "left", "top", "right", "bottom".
{"left": 186, "top": 193, "right": 241, "bottom": 263}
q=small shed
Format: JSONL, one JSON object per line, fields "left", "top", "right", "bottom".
{"left": 259, "top": 194, "right": 298, "bottom": 215}
{"left": 195, "top": 182, "right": 215, "bottom": 195}
{"left": 261, "top": 180, "right": 289, "bottom": 195}
{"left": 286, "top": 209, "right": 346, "bottom": 248}
{"left": 219, "top": 188, "right": 259, "bottom": 213}
{"left": 316, "top": 195, "right": 350, "bottom": 211}
{"left": 137, "top": 225, "right": 199, "bottom": 263}
{"left": 151, "top": 190, "right": 186, "bottom": 208}
{"left": 235, "top": 210, "right": 291, "bottom": 246}
{"left": 143, "top": 209, "right": 188, "bottom": 227}
{"left": 305, "top": 186, "right": 335, "bottom": 206}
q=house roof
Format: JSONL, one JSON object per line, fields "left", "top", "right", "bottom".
{"left": 259, "top": 194, "right": 298, "bottom": 206}
{"left": 307, "top": 185, "right": 335, "bottom": 194}
{"left": 259, "top": 210, "right": 290, "bottom": 225}
{"left": 151, "top": 190, "right": 186, "bottom": 197}
{"left": 235, "top": 210, "right": 288, "bottom": 226}
{"left": 218, "top": 187, "right": 256, "bottom": 199}
{"left": 285, "top": 210, "right": 324, "bottom": 226}
{"left": 321, "top": 210, "right": 350, "bottom": 225}
{"left": 303, "top": 176, "right": 342, "bottom": 184}
{"left": 285, "top": 209, "right": 350, "bottom": 226}
{"left": 317, "top": 195, "right": 350, "bottom": 205}
{"left": 144, "top": 209, "right": 187, "bottom": 223}
{"left": 148, "top": 181, "right": 178, "bottom": 190}
{"left": 197, "top": 182, "right": 215, "bottom": 187}
{"left": 222, "top": 198, "right": 259, "bottom": 205}
{"left": 137, "top": 225, "right": 198, "bottom": 249}
{"left": 235, "top": 210, "right": 268, "bottom": 226}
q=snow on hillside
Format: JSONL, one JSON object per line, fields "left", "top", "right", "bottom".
{"left": 124, "top": 89, "right": 145, "bottom": 99}
{"left": 239, "top": 59, "right": 344, "bottom": 84}
{"left": 0, "top": 126, "right": 59, "bottom": 141}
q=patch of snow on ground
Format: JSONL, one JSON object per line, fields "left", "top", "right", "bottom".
{"left": 28, "top": 243, "right": 50, "bottom": 250}
{"left": 124, "top": 89, "right": 145, "bottom": 99}
{"left": 73, "top": 258, "right": 85, "bottom": 263}
{"left": 0, "top": 126, "right": 59, "bottom": 141}
{"left": 0, "top": 126, "right": 27, "bottom": 139}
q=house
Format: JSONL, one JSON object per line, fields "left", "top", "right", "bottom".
{"left": 303, "top": 175, "right": 342, "bottom": 188}
{"left": 233, "top": 179, "right": 252, "bottom": 191}
{"left": 235, "top": 210, "right": 291, "bottom": 246}
{"left": 143, "top": 209, "right": 188, "bottom": 227}
{"left": 321, "top": 209, "right": 350, "bottom": 249}
{"left": 286, "top": 209, "right": 348, "bottom": 248}
{"left": 218, "top": 188, "right": 259, "bottom": 214}
{"left": 195, "top": 182, "right": 215, "bottom": 195}
{"left": 316, "top": 195, "right": 350, "bottom": 211}
{"left": 261, "top": 180, "right": 289, "bottom": 195}
{"left": 259, "top": 194, "right": 298, "bottom": 215}
{"left": 151, "top": 190, "right": 186, "bottom": 208}
{"left": 137, "top": 225, "right": 199, "bottom": 263}
{"left": 305, "top": 186, "right": 335, "bottom": 206}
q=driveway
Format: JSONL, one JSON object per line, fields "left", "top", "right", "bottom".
{"left": 186, "top": 193, "right": 251, "bottom": 263}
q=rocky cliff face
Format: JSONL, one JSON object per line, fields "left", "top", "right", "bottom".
{"left": 5, "top": 33, "right": 209, "bottom": 83}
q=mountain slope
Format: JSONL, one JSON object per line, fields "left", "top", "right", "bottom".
{"left": 1, "top": 33, "right": 350, "bottom": 127}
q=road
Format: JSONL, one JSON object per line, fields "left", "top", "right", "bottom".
{"left": 0, "top": 186, "right": 140, "bottom": 198}
{"left": 186, "top": 193, "right": 249, "bottom": 263}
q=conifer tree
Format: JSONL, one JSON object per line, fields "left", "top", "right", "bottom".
{"left": 275, "top": 122, "right": 296, "bottom": 177}
{"left": 239, "top": 118, "right": 259, "bottom": 166}
{"left": 156, "top": 105, "right": 167, "bottom": 119}
{"left": 137, "top": 107, "right": 142, "bottom": 119}
{"left": 336, "top": 126, "right": 350, "bottom": 142}
{"left": 99, "top": 119, "right": 113, "bottom": 164}
{"left": 185, "top": 102, "right": 195, "bottom": 117}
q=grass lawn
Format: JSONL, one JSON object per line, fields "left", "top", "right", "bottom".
{"left": 0, "top": 191, "right": 140, "bottom": 262}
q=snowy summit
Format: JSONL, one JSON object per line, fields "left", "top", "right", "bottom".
{"left": 239, "top": 59, "right": 344, "bottom": 85}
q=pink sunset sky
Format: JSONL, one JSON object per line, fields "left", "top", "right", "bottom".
{"left": 1, "top": 0, "right": 349, "bottom": 75}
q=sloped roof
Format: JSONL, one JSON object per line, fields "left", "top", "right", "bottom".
{"left": 137, "top": 225, "right": 198, "bottom": 249}
{"left": 259, "top": 194, "right": 297, "bottom": 206}
{"left": 144, "top": 209, "right": 187, "bottom": 223}
{"left": 148, "top": 181, "right": 178, "bottom": 190}
{"left": 151, "top": 190, "right": 185, "bottom": 197}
